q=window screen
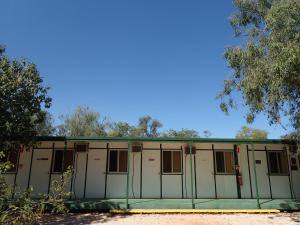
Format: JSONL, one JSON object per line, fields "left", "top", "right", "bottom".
{"left": 215, "top": 151, "right": 234, "bottom": 174}
{"left": 163, "top": 151, "right": 182, "bottom": 173}
{"left": 268, "top": 151, "right": 288, "bottom": 175}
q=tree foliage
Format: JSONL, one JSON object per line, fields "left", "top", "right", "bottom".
{"left": 0, "top": 46, "right": 51, "bottom": 146}
{"left": 162, "top": 129, "right": 199, "bottom": 138}
{"left": 57, "top": 106, "right": 110, "bottom": 136}
{"left": 107, "top": 122, "right": 134, "bottom": 137}
{"left": 134, "top": 115, "right": 162, "bottom": 137}
{"left": 35, "top": 111, "right": 56, "bottom": 136}
{"left": 236, "top": 126, "right": 268, "bottom": 139}
{"left": 218, "top": 0, "right": 300, "bottom": 130}
{"left": 56, "top": 106, "right": 209, "bottom": 138}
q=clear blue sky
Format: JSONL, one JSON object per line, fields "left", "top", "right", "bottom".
{"left": 0, "top": 0, "right": 291, "bottom": 138}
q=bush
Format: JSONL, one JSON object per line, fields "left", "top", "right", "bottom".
{"left": 0, "top": 153, "right": 72, "bottom": 225}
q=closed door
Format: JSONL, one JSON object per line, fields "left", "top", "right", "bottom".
{"left": 142, "top": 150, "right": 160, "bottom": 198}
{"left": 30, "top": 149, "right": 52, "bottom": 196}
{"left": 195, "top": 151, "right": 215, "bottom": 198}
{"left": 85, "top": 149, "right": 106, "bottom": 198}
{"left": 249, "top": 151, "right": 271, "bottom": 198}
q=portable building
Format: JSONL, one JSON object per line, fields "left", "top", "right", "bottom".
{"left": 3, "top": 137, "right": 300, "bottom": 202}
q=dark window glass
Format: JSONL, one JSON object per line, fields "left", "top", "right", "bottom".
{"left": 278, "top": 152, "right": 288, "bottom": 174}
{"left": 163, "top": 151, "right": 172, "bottom": 173}
{"left": 216, "top": 152, "right": 225, "bottom": 173}
{"left": 63, "top": 151, "right": 74, "bottom": 171}
{"left": 268, "top": 151, "right": 288, "bottom": 174}
{"left": 269, "top": 152, "right": 279, "bottom": 173}
{"left": 53, "top": 150, "right": 63, "bottom": 173}
{"left": 173, "top": 151, "right": 181, "bottom": 173}
{"left": 109, "top": 150, "right": 118, "bottom": 172}
{"left": 119, "top": 151, "right": 128, "bottom": 172}
{"left": 53, "top": 150, "right": 74, "bottom": 173}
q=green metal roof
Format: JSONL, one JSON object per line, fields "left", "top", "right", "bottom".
{"left": 36, "top": 136, "right": 292, "bottom": 144}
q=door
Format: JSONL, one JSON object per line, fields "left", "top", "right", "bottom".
{"left": 249, "top": 151, "right": 271, "bottom": 198}
{"left": 195, "top": 151, "right": 215, "bottom": 198}
{"left": 142, "top": 150, "right": 160, "bottom": 198}
{"left": 85, "top": 149, "right": 107, "bottom": 198}
{"left": 30, "top": 149, "right": 52, "bottom": 196}
{"left": 72, "top": 152, "right": 87, "bottom": 198}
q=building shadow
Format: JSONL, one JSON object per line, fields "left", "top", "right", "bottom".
{"left": 40, "top": 213, "right": 131, "bottom": 225}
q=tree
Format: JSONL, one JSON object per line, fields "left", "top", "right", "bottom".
{"left": 162, "top": 129, "right": 199, "bottom": 138}
{"left": 0, "top": 46, "right": 51, "bottom": 148}
{"left": 35, "top": 111, "right": 55, "bottom": 136}
{"left": 236, "top": 126, "right": 268, "bottom": 139}
{"left": 57, "top": 106, "right": 109, "bottom": 136}
{"left": 203, "top": 130, "right": 212, "bottom": 138}
{"left": 107, "top": 122, "right": 134, "bottom": 137}
{"left": 218, "top": 0, "right": 300, "bottom": 132}
{"left": 133, "top": 115, "right": 162, "bottom": 137}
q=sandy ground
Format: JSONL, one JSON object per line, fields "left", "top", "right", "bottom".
{"left": 41, "top": 212, "right": 300, "bottom": 225}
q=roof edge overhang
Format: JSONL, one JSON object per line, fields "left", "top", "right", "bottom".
{"left": 34, "top": 136, "right": 294, "bottom": 145}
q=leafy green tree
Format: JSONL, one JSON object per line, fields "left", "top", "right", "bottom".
{"left": 0, "top": 46, "right": 51, "bottom": 147}
{"left": 107, "top": 122, "right": 134, "bottom": 137}
{"left": 35, "top": 111, "right": 56, "bottom": 136}
{"left": 162, "top": 129, "right": 199, "bottom": 138}
{"left": 57, "top": 106, "right": 110, "bottom": 136}
{"left": 133, "top": 115, "right": 162, "bottom": 137}
{"left": 236, "top": 126, "right": 268, "bottom": 139}
{"left": 218, "top": 0, "right": 300, "bottom": 131}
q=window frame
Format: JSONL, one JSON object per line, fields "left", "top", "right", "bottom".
{"left": 52, "top": 149, "right": 74, "bottom": 174}
{"left": 162, "top": 150, "right": 182, "bottom": 174}
{"left": 108, "top": 149, "right": 128, "bottom": 174}
{"left": 214, "top": 150, "right": 235, "bottom": 175}
{"left": 267, "top": 150, "right": 289, "bottom": 175}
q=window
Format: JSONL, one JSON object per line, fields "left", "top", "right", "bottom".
{"left": 215, "top": 151, "right": 235, "bottom": 174}
{"left": 52, "top": 150, "right": 74, "bottom": 173}
{"left": 162, "top": 150, "right": 182, "bottom": 173}
{"left": 0, "top": 147, "right": 19, "bottom": 173}
{"left": 109, "top": 150, "right": 128, "bottom": 173}
{"left": 268, "top": 151, "right": 288, "bottom": 175}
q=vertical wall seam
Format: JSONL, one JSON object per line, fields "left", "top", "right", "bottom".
{"left": 160, "top": 143, "right": 162, "bottom": 199}
{"left": 70, "top": 142, "right": 76, "bottom": 199}
{"left": 12, "top": 145, "right": 21, "bottom": 199}
{"left": 194, "top": 154, "right": 197, "bottom": 199}
{"left": 234, "top": 144, "right": 241, "bottom": 199}
{"left": 265, "top": 146, "right": 273, "bottom": 199}
{"left": 27, "top": 147, "right": 35, "bottom": 190}
{"left": 83, "top": 147, "right": 89, "bottom": 198}
{"left": 246, "top": 145, "right": 253, "bottom": 199}
{"left": 104, "top": 143, "right": 109, "bottom": 199}
{"left": 47, "top": 143, "right": 55, "bottom": 195}
{"left": 140, "top": 144, "right": 143, "bottom": 199}
{"left": 181, "top": 146, "right": 184, "bottom": 199}
{"left": 212, "top": 144, "right": 217, "bottom": 199}
{"left": 286, "top": 147, "right": 293, "bottom": 199}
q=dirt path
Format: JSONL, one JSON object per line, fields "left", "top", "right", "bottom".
{"left": 41, "top": 212, "right": 300, "bottom": 225}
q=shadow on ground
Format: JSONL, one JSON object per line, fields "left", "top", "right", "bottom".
{"left": 40, "top": 213, "right": 131, "bottom": 225}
